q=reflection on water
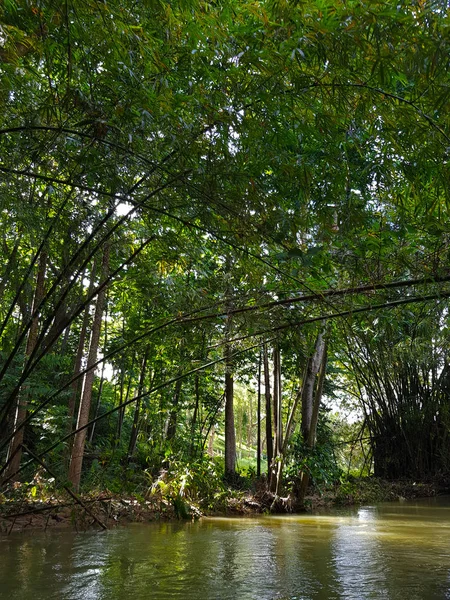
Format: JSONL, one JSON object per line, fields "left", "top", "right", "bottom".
{"left": 1, "top": 497, "right": 450, "bottom": 600}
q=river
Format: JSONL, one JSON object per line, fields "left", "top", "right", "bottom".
{"left": 1, "top": 496, "right": 449, "bottom": 599}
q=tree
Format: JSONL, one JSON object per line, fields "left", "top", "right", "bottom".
{"left": 1, "top": 0, "right": 449, "bottom": 495}
{"left": 68, "top": 243, "right": 110, "bottom": 491}
{"left": 343, "top": 302, "right": 450, "bottom": 479}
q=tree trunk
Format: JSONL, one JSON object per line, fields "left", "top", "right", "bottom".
{"left": 128, "top": 352, "right": 149, "bottom": 459}
{"left": 190, "top": 373, "right": 200, "bottom": 457}
{"left": 224, "top": 343, "right": 236, "bottom": 480}
{"left": 68, "top": 244, "right": 110, "bottom": 492}
{"left": 274, "top": 346, "right": 282, "bottom": 456}
{"left": 272, "top": 346, "right": 279, "bottom": 459}
{"left": 116, "top": 360, "right": 134, "bottom": 447}
{"left": 270, "top": 345, "right": 282, "bottom": 492}
{"left": 88, "top": 360, "right": 106, "bottom": 443}
{"left": 297, "top": 333, "right": 327, "bottom": 504}
{"left": 263, "top": 343, "right": 273, "bottom": 478}
{"left": 190, "top": 332, "right": 206, "bottom": 457}
{"left": 87, "top": 296, "right": 109, "bottom": 444}
{"left": 166, "top": 377, "right": 182, "bottom": 442}
{"left": 301, "top": 331, "right": 326, "bottom": 442}
{"left": 308, "top": 343, "right": 328, "bottom": 447}
{"left": 208, "top": 425, "right": 215, "bottom": 457}
{"left": 3, "top": 251, "right": 47, "bottom": 482}
{"left": 67, "top": 259, "right": 98, "bottom": 426}
{"left": 257, "top": 350, "right": 262, "bottom": 477}
{"left": 283, "top": 365, "right": 308, "bottom": 456}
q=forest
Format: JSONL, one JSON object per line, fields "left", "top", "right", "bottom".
{"left": 1, "top": 0, "right": 450, "bottom": 523}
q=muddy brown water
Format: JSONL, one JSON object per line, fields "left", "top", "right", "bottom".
{"left": 1, "top": 496, "right": 449, "bottom": 599}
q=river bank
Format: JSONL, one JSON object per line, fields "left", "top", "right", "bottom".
{"left": 1, "top": 475, "right": 448, "bottom": 534}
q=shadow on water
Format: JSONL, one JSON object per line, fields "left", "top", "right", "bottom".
{"left": 1, "top": 497, "right": 450, "bottom": 600}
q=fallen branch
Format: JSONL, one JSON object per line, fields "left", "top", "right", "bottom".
{"left": 22, "top": 445, "right": 107, "bottom": 530}
{"left": 1, "top": 496, "right": 113, "bottom": 520}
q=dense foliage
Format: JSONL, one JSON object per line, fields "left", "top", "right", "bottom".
{"left": 1, "top": 0, "right": 449, "bottom": 502}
